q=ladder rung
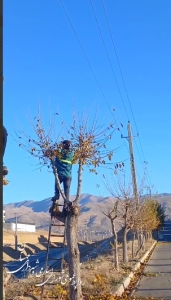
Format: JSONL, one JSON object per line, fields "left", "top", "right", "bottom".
{"left": 50, "top": 234, "right": 65, "bottom": 237}
{"left": 51, "top": 224, "right": 65, "bottom": 226}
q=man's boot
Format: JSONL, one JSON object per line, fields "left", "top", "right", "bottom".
{"left": 49, "top": 198, "right": 59, "bottom": 214}
{"left": 51, "top": 195, "right": 59, "bottom": 202}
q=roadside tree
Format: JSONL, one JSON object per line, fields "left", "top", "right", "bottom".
{"left": 16, "top": 106, "right": 121, "bottom": 300}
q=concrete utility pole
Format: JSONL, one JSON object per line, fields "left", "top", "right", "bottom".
{"left": 127, "top": 122, "right": 139, "bottom": 207}
{"left": 121, "top": 121, "right": 139, "bottom": 208}
{"left": 15, "top": 213, "right": 18, "bottom": 251}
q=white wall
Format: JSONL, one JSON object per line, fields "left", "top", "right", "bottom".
{"left": 11, "top": 223, "right": 36, "bottom": 232}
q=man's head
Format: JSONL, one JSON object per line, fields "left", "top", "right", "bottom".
{"left": 62, "top": 140, "right": 71, "bottom": 150}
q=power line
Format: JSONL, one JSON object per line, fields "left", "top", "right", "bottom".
{"left": 90, "top": 0, "right": 130, "bottom": 120}
{"left": 90, "top": 0, "right": 148, "bottom": 185}
{"left": 59, "top": 0, "right": 129, "bottom": 154}
{"left": 90, "top": 0, "right": 151, "bottom": 186}
{"left": 134, "top": 138, "right": 152, "bottom": 187}
{"left": 101, "top": 0, "right": 135, "bottom": 125}
{"left": 60, "top": 0, "right": 114, "bottom": 119}
{"left": 101, "top": 0, "right": 153, "bottom": 187}
{"left": 60, "top": 0, "right": 152, "bottom": 188}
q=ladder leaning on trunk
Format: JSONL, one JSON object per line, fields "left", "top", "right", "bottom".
{"left": 36, "top": 201, "right": 68, "bottom": 300}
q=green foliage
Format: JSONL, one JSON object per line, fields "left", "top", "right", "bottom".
{"left": 139, "top": 198, "right": 165, "bottom": 232}
{"left": 156, "top": 202, "right": 165, "bottom": 229}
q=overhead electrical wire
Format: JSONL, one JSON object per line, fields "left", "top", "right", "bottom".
{"left": 90, "top": 0, "right": 130, "bottom": 121}
{"left": 101, "top": 0, "right": 139, "bottom": 131}
{"left": 59, "top": 0, "right": 146, "bottom": 185}
{"left": 89, "top": 0, "right": 148, "bottom": 184}
{"left": 60, "top": 0, "right": 115, "bottom": 120}
{"left": 59, "top": 0, "right": 129, "bottom": 153}
{"left": 100, "top": 0, "right": 152, "bottom": 187}
{"left": 59, "top": 0, "right": 151, "bottom": 187}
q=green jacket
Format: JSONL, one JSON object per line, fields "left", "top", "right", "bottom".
{"left": 55, "top": 149, "right": 74, "bottom": 178}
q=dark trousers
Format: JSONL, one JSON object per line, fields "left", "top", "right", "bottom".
{"left": 55, "top": 177, "right": 71, "bottom": 203}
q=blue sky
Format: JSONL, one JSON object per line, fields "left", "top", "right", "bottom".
{"left": 3, "top": 0, "right": 171, "bottom": 204}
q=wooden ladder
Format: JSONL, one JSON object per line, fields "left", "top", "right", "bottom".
{"left": 36, "top": 202, "right": 67, "bottom": 299}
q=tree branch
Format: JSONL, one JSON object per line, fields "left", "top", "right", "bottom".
{"left": 74, "top": 160, "right": 83, "bottom": 204}
{"left": 51, "top": 161, "right": 66, "bottom": 201}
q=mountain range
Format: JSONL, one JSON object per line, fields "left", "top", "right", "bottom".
{"left": 3, "top": 193, "right": 171, "bottom": 231}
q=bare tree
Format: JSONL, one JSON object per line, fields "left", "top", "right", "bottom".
{"left": 102, "top": 200, "right": 119, "bottom": 270}
{"left": 16, "top": 106, "right": 120, "bottom": 300}
{"left": 119, "top": 197, "right": 137, "bottom": 263}
{"left": 104, "top": 175, "right": 138, "bottom": 264}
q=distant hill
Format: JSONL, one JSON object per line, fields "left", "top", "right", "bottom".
{"left": 3, "top": 193, "right": 171, "bottom": 231}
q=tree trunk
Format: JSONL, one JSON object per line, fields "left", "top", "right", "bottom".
{"left": 111, "top": 220, "right": 119, "bottom": 270}
{"left": 132, "top": 232, "right": 135, "bottom": 259}
{"left": 3, "top": 268, "right": 11, "bottom": 300}
{"left": 66, "top": 211, "right": 83, "bottom": 300}
{"left": 142, "top": 233, "right": 145, "bottom": 251}
{"left": 144, "top": 232, "right": 147, "bottom": 241}
{"left": 123, "top": 227, "right": 128, "bottom": 263}
{"left": 137, "top": 231, "right": 141, "bottom": 248}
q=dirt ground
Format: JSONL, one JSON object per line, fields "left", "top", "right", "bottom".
{"left": 4, "top": 238, "right": 155, "bottom": 300}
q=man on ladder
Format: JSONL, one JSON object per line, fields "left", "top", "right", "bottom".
{"left": 49, "top": 140, "right": 74, "bottom": 218}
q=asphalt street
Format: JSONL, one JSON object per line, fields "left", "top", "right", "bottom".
{"left": 134, "top": 221, "right": 171, "bottom": 300}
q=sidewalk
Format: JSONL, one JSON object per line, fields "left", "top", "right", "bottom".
{"left": 134, "top": 221, "right": 171, "bottom": 300}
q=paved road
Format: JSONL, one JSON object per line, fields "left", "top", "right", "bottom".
{"left": 134, "top": 221, "right": 171, "bottom": 300}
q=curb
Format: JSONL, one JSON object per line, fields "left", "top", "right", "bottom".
{"left": 113, "top": 240, "right": 157, "bottom": 296}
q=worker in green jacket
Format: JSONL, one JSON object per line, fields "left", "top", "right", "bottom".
{"left": 50, "top": 140, "right": 74, "bottom": 216}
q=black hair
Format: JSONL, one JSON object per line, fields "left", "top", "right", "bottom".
{"left": 62, "top": 140, "right": 71, "bottom": 149}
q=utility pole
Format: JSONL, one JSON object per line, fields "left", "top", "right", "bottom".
{"left": 127, "top": 121, "right": 139, "bottom": 207}
{"left": 121, "top": 121, "right": 139, "bottom": 208}
{"left": 15, "top": 213, "right": 18, "bottom": 251}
